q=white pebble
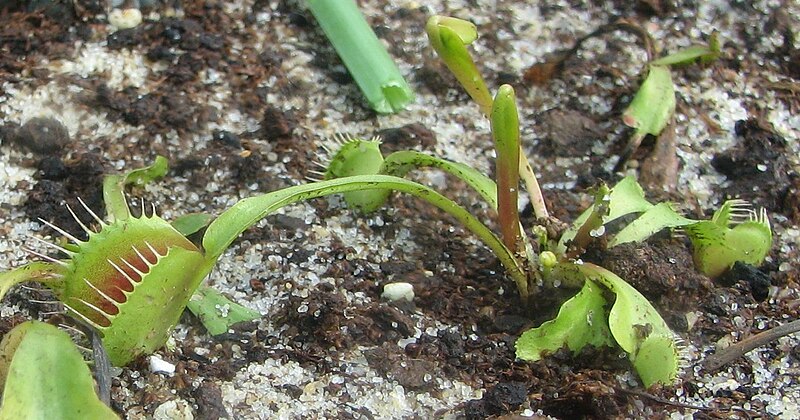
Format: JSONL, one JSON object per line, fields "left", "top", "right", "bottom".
{"left": 149, "top": 355, "right": 176, "bottom": 374}
{"left": 109, "top": 8, "right": 143, "bottom": 30}
{"left": 381, "top": 282, "right": 414, "bottom": 302}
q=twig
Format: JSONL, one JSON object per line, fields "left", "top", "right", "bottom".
{"left": 614, "top": 386, "right": 760, "bottom": 417}
{"left": 530, "top": 18, "right": 657, "bottom": 82}
{"left": 614, "top": 386, "right": 707, "bottom": 411}
{"left": 703, "top": 318, "right": 800, "bottom": 372}
{"left": 570, "top": 19, "right": 656, "bottom": 63}
{"left": 91, "top": 327, "right": 112, "bottom": 406}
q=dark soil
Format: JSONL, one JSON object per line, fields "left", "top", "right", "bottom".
{"left": 1, "top": 1, "right": 798, "bottom": 419}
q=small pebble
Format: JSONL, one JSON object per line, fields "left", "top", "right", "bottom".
{"left": 149, "top": 355, "right": 176, "bottom": 374}
{"left": 381, "top": 282, "right": 414, "bottom": 302}
{"left": 109, "top": 8, "right": 143, "bottom": 30}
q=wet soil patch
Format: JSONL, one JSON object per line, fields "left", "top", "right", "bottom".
{"left": 24, "top": 153, "right": 106, "bottom": 240}
{"left": 712, "top": 118, "right": 793, "bottom": 213}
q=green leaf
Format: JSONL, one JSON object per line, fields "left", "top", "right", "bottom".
{"left": 0, "top": 321, "right": 119, "bottom": 419}
{"left": 604, "top": 176, "right": 654, "bottom": 222}
{"left": 609, "top": 202, "right": 695, "bottom": 247}
{"left": 622, "top": 65, "right": 675, "bottom": 138}
{"left": 516, "top": 280, "right": 612, "bottom": 361}
{"left": 491, "top": 85, "right": 522, "bottom": 252}
{"left": 581, "top": 263, "right": 678, "bottom": 387}
{"left": 557, "top": 176, "right": 654, "bottom": 254}
{"left": 631, "top": 334, "right": 680, "bottom": 389}
{"left": 171, "top": 213, "right": 214, "bottom": 237}
{"left": 187, "top": 286, "right": 261, "bottom": 336}
{"left": 651, "top": 33, "right": 721, "bottom": 66}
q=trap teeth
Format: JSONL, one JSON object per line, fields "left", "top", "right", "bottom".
{"left": 38, "top": 218, "right": 82, "bottom": 245}
{"left": 77, "top": 197, "right": 107, "bottom": 227}
{"left": 22, "top": 246, "right": 67, "bottom": 266}
{"left": 66, "top": 204, "right": 95, "bottom": 235}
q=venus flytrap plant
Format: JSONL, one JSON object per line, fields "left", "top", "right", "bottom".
{"left": 617, "top": 64, "right": 676, "bottom": 171}
{"left": 308, "top": 15, "right": 685, "bottom": 386}
{"left": 528, "top": 260, "right": 683, "bottom": 388}
{"left": 321, "top": 113, "right": 684, "bottom": 386}
{"left": 556, "top": 176, "right": 696, "bottom": 258}
{"left": 519, "top": 19, "right": 719, "bottom": 172}
{"left": 319, "top": 16, "right": 763, "bottom": 388}
{"left": 685, "top": 199, "right": 772, "bottom": 278}
{"left": 0, "top": 157, "right": 530, "bottom": 365}
{"left": 319, "top": 87, "right": 538, "bottom": 298}
{"left": 552, "top": 176, "right": 772, "bottom": 276}
{"left": 0, "top": 16, "right": 766, "bottom": 396}
{"left": 615, "top": 34, "right": 720, "bottom": 170}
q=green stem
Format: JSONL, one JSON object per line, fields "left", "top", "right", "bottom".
{"left": 518, "top": 155, "right": 549, "bottom": 219}
{"left": 381, "top": 150, "right": 498, "bottom": 208}
{"left": 0, "top": 262, "right": 64, "bottom": 302}
{"left": 201, "top": 174, "right": 529, "bottom": 298}
{"left": 102, "top": 175, "right": 130, "bottom": 223}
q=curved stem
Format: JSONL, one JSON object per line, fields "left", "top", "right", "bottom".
{"left": 201, "top": 174, "right": 529, "bottom": 298}
{"left": 0, "top": 262, "right": 64, "bottom": 302}
{"left": 381, "top": 150, "right": 498, "bottom": 208}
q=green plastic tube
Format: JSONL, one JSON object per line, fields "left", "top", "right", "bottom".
{"left": 307, "top": 0, "right": 415, "bottom": 114}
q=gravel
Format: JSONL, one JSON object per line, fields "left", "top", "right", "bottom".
{"left": 1, "top": 0, "right": 799, "bottom": 418}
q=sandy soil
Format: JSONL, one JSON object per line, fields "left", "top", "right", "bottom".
{"left": 1, "top": 0, "right": 799, "bottom": 418}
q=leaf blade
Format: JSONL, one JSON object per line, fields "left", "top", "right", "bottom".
{"left": 516, "top": 280, "right": 612, "bottom": 361}
{"left": 0, "top": 321, "right": 119, "bottom": 419}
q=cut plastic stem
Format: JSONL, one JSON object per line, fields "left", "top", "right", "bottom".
{"left": 307, "top": 0, "right": 414, "bottom": 114}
